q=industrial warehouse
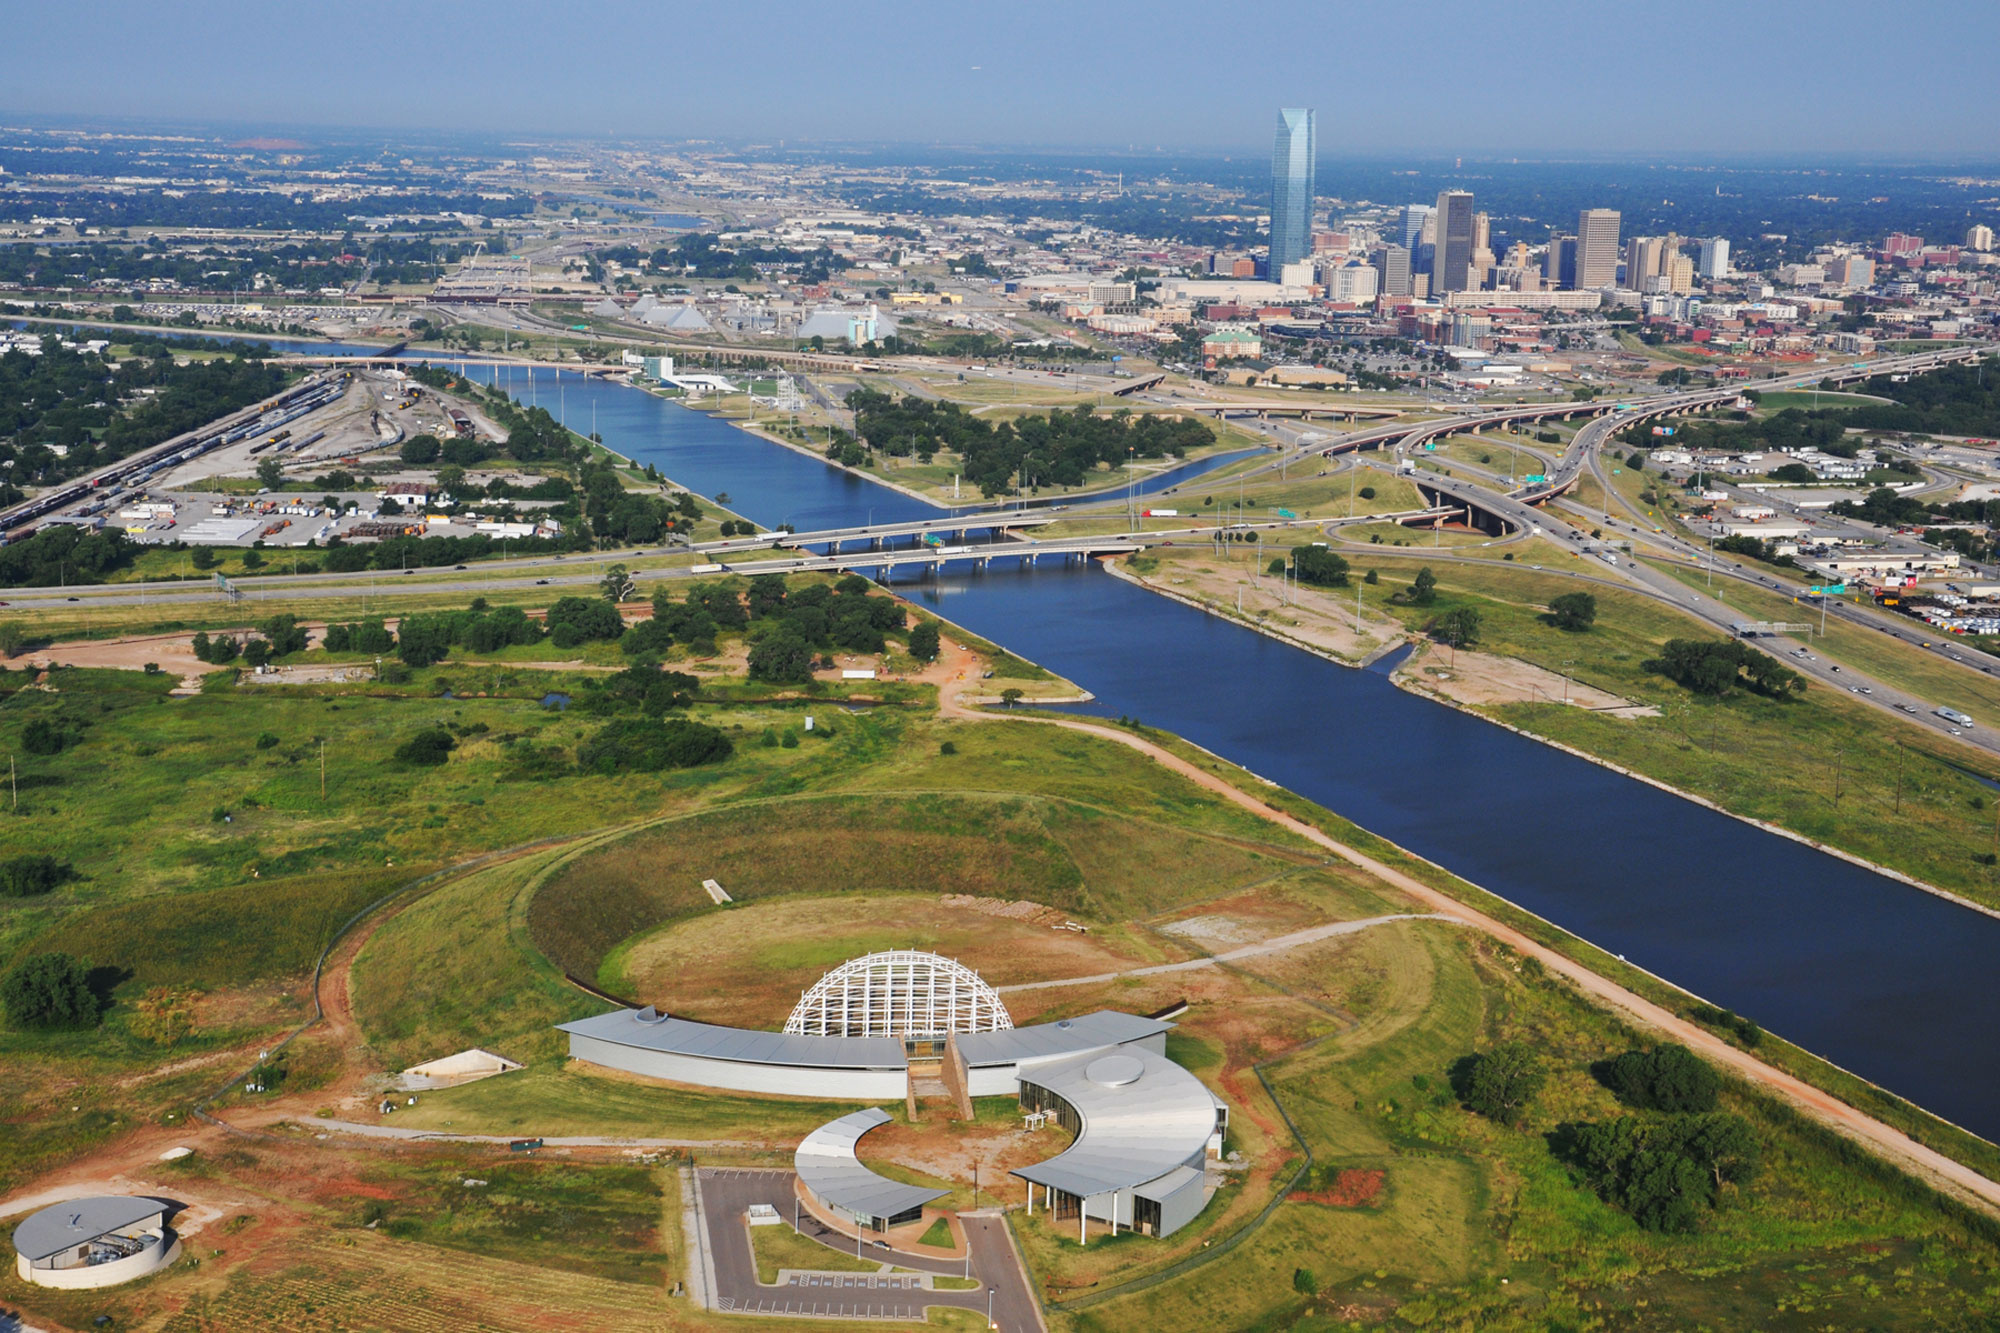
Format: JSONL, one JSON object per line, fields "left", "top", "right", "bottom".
{"left": 558, "top": 949, "right": 1228, "bottom": 1241}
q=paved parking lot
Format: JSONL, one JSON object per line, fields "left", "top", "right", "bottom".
{"left": 696, "top": 1167, "right": 1041, "bottom": 1330}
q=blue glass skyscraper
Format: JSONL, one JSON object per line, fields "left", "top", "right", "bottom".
{"left": 1269, "top": 107, "right": 1315, "bottom": 277}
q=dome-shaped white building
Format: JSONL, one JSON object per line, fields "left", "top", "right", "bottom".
{"left": 784, "top": 949, "right": 1011, "bottom": 1053}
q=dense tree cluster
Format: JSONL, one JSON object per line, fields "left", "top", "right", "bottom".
{"left": 0, "top": 338, "right": 286, "bottom": 487}
{"left": 1558, "top": 1112, "right": 1761, "bottom": 1233}
{"left": 845, "top": 389, "right": 1215, "bottom": 497}
{"left": 747, "top": 574, "right": 905, "bottom": 682}
{"left": 1646, "top": 638, "right": 1805, "bottom": 697}
{"left": 0, "top": 525, "right": 137, "bottom": 588}
{"left": 1848, "top": 361, "right": 2000, "bottom": 438}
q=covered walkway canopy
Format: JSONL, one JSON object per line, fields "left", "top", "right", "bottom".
{"left": 794, "top": 1108, "right": 947, "bottom": 1232}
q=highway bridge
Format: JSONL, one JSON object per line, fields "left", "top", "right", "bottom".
{"left": 689, "top": 512, "right": 1058, "bottom": 556}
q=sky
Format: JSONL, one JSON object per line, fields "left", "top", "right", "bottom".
{"left": 4, "top": 0, "right": 1999, "bottom": 159}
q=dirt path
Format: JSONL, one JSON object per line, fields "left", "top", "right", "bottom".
{"left": 942, "top": 682, "right": 2000, "bottom": 1219}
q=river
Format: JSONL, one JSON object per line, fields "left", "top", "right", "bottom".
{"left": 454, "top": 364, "right": 2000, "bottom": 1141}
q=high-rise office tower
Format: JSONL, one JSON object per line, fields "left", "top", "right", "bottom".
{"left": 1575, "top": 208, "right": 1621, "bottom": 288}
{"left": 1398, "top": 204, "right": 1433, "bottom": 254}
{"left": 1433, "top": 190, "right": 1475, "bottom": 294}
{"left": 1625, "top": 236, "right": 1664, "bottom": 291}
{"left": 1546, "top": 236, "right": 1578, "bottom": 289}
{"left": 1373, "top": 244, "right": 1413, "bottom": 297}
{"left": 1269, "top": 108, "right": 1316, "bottom": 276}
{"left": 1697, "top": 237, "right": 1730, "bottom": 280}
{"left": 1968, "top": 224, "right": 1996, "bottom": 253}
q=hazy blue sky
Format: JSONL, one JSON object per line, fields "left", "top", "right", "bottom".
{"left": 5, "top": 0, "right": 1998, "bottom": 157}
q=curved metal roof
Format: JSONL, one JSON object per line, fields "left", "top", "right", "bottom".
{"left": 559, "top": 1007, "right": 906, "bottom": 1070}
{"left": 12, "top": 1196, "right": 166, "bottom": 1262}
{"left": 794, "top": 1108, "right": 947, "bottom": 1223}
{"left": 1011, "top": 1047, "right": 1220, "bottom": 1199}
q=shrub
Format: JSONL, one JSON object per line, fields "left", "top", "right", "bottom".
{"left": 576, "top": 717, "right": 733, "bottom": 773}
{"left": 1357, "top": 485, "right": 1376, "bottom": 500}
{"left": 2, "top": 951, "right": 100, "bottom": 1029}
{"left": 0, "top": 854, "right": 73, "bottom": 898}
{"left": 1408, "top": 566, "right": 1438, "bottom": 606}
{"left": 254, "top": 732, "right": 281, "bottom": 750}
{"left": 21, "top": 717, "right": 73, "bottom": 755}
{"left": 393, "top": 728, "right": 457, "bottom": 766}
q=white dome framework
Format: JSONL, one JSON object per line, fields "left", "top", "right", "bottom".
{"left": 785, "top": 950, "right": 1012, "bottom": 1049}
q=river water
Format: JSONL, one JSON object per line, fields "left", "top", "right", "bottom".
{"left": 451, "top": 364, "right": 2000, "bottom": 1140}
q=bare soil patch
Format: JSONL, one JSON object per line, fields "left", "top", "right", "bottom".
{"left": 616, "top": 892, "right": 1182, "bottom": 1029}
{"left": 1397, "top": 646, "right": 1656, "bottom": 716}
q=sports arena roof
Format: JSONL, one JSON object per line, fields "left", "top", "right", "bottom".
{"left": 558, "top": 1006, "right": 906, "bottom": 1071}
{"left": 794, "top": 1108, "right": 947, "bottom": 1224}
{"left": 1012, "top": 1046, "right": 1222, "bottom": 1201}
{"left": 12, "top": 1197, "right": 166, "bottom": 1263}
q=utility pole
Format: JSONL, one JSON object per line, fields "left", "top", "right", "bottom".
{"left": 320, "top": 740, "right": 326, "bottom": 800}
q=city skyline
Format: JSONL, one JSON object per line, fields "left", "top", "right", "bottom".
{"left": 1, "top": 0, "right": 1998, "bottom": 155}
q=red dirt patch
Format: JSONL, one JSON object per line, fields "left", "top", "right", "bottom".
{"left": 1290, "top": 1168, "right": 1385, "bottom": 1208}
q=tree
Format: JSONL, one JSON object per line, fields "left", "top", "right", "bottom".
{"left": 0, "top": 621, "right": 24, "bottom": 658}
{"left": 1548, "top": 591, "right": 1598, "bottom": 632}
{"left": 255, "top": 456, "right": 285, "bottom": 491}
{"left": 190, "top": 546, "right": 217, "bottom": 571}
{"left": 1599, "top": 1044, "right": 1720, "bottom": 1113}
{"left": 1292, "top": 1267, "right": 1318, "bottom": 1297}
{"left": 1453, "top": 1043, "right": 1544, "bottom": 1126}
{"left": 0, "top": 855, "right": 72, "bottom": 898}
{"left": 600, "top": 563, "right": 635, "bottom": 603}
{"left": 393, "top": 727, "right": 456, "bottom": 766}
{"left": 396, "top": 615, "right": 454, "bottom": 667}
{"left": 2, "top": 951, "right": 99, "bottom": 1029}
{"left": 545, "top": 596, "right": 626, "bottom": 647}
{"left": 1434, "top": 605, "right": 1482, "bottom": 648}
{"left": 747, "top": 629, "right": 814, "bottom": 683}
{"left": 908, "top": 620, "right": 941, "bottom": 663}
{"left": 1292, "top": 545, "right": 1350, "bottom": 588}
{"left": 1768, "top": 462, "right": 1816, "bottom": 484}
{"left": 1001, "top": 687, "right": 1024, "bottom": 707}
{"left": 1410, "top": 566, "right": 1438, "bottom": 605}
{"left": 1562, "top": 1112, "right": 1760, "bottom": 1233}
{"left": 400, "top": 434, "right": 441, "bottom": 465}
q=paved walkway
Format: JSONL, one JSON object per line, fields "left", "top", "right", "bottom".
{"left": 298, "top": 1115, "right": 759, "bottom": 1149}
{"left": 997, "top": 912, "right": 1452, "bottom": 993}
